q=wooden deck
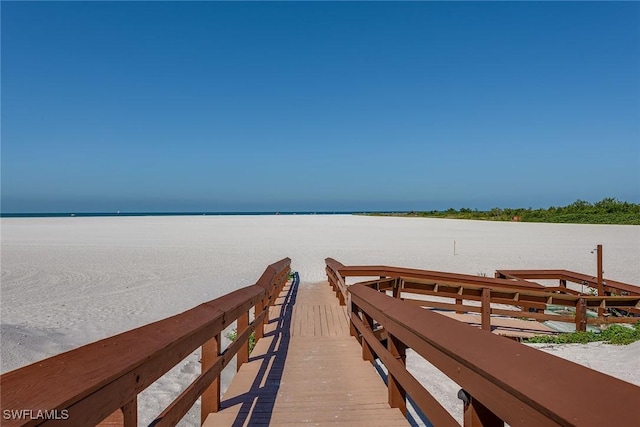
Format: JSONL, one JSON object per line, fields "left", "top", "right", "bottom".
{"left": 433, "top": 310, "right": 558, "bottom": 338}
{"left": 203, "top": 280, "right": 408, "bottom": 426}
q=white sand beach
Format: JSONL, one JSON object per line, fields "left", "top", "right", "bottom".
{"left": 2, "top": 215, "right": 639, "bottom": 425}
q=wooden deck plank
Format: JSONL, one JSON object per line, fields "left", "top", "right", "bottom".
{"left": 434, "top": 310, "right": 557, "bottom": 336}
{"left": 204, "top": 281, "right": 407, "bottom": 426}
{"left": 327, "top": 304, "right": 338, "bottom": 336}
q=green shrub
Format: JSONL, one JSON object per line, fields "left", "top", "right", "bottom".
{"left": 362, "top": 198, "right": 640, "bottom": 225}
{"left": 226, "top": 329, "right": 257, "bottom": 353}
{"left": 526, "top": 322, "right": 640, "bottom": 345}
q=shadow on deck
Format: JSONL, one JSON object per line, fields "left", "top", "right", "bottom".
{"left": 206, "top": 274, "right": 298, "bottom": 426}
{"left": 204, "top": 278, "right": 408, "bottom": 426}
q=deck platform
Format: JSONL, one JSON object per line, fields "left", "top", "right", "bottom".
{"left": 203, "top": 280, "right": 408, "bottom": 426}
{"left": 433, "top": 310, "right": 558, "bottom": 338}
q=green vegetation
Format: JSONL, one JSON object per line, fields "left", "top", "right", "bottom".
{"left": 226, "top": 329, "right": 257, "bottom": 353}
{"left": 526, "top": 322, "right": 640, "bottom": 345}
{"left": 366, "top": 198, "right": 640, "bottom": 225}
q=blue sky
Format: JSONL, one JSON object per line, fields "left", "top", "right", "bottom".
{"left": 2, "top": 1, "right": 639, "bottom": 213}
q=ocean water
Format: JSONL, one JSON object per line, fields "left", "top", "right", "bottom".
{"left": 0, "top": 211, "right": 377, "bottom": 218}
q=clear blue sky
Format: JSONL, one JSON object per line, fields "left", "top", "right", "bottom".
{"left": 2, "top": 1, "right": 639, "bottom": 213}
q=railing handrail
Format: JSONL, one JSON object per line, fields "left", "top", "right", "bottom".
{"left": 325, "top": 258, "right": 348, "bottom": 305}
{"left": 336, "top": 263, "right": 547, "bottom": 289}
{"left": 326, "top": 258, "right": 640, "bottom": 426}
{"left": 398, "top": 275, "right": 640, "bottom": 307}
{"left": 326, "top": 260, "right": 640, "bottom": 311}
{"left": 348, "top": 280, "right": 639, "bottom": 426}
{"left": 0, "top": 258, "right": 291, "bottom": 427}
{"left": 496, "top": 269, "right": 640, "bottom": 295}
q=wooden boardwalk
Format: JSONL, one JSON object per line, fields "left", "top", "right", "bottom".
{"left": 203, "top": 280, "right": 407, "bottom": 426}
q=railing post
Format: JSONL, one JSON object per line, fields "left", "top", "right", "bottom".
{"left": 98, "top": 398, "right": 137, "bottom": 427}
{"left": 262, "top": 293, "right": 270, "bottom": 325}
{"left": 121, "top": 398, "right": 137, "bottom": 427}
{"left": 459, "top": 389, "right": 504, "bottom": 427}
{"left": 392, "top": 278, "right": 402, "bottom": 299}
{"left": 481, "top": 288, "right": 491, "bottom": 331}
{"left": 456, "top": 298, "right": 464, "bottom": 314}
{"left": 328, "top": 271, "right": 336, "bottom": 293}
{"left": 350, "top": 301, "right": 359, "bottom": 339}
{"left": 387, "top": 333, "right": 407, "bottom": 415}
{"left": 597, "top": 244, "right": 604, "bottom": 317}
{"left": 201, "top": 333, "right": 221, "bottom": 423}
{"left": 338, "top": 274, "right": 346, "bottom": 306}
{"left": 255, "top": 301, "right": 264, "bottom": 340}
{"left": 361, "top": 311, "right": 375, "bottom": 364}
{"left": 575, "top": 298, "right": 587, "bottom": 332}
{"left": 237, "top": 311, "right": 249, "bottom": 372}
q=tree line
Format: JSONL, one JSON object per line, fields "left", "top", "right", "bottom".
{"left": 368, "top": 198, "right": 640, "bottom": 225}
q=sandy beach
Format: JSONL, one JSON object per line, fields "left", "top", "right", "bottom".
{"left": 2, "top": 215, "right": 639, "bottom": 425}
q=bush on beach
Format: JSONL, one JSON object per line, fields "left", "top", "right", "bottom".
{"left": 367, "top": 198, "right": 640, "bottom": 225}
{"left": 526, "top": 322, "right": 640, "bottom": 345}
{"left": 226, "top": 329, "right": 257, "bottom": 353}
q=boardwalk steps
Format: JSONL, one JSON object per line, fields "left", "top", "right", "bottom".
{"left": 203, "top": 280, "right": 407, "bottom": 426}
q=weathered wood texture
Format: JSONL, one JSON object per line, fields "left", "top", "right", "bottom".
{"left": 203, "top": 280, "right": 407, "bottom": 426}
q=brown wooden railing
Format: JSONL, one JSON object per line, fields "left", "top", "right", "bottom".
{"left": 326, "top": 259, "right": 640, "bottom": 426}
{"left": 325, "top": 258, "right": 640, "bottom": 331}
{"left": 0, "top": 258, "right": 291, "bottom": 427}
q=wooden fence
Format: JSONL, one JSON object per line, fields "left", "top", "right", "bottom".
{"left": 0, "top": 259, "right": 291, "bottom": 427}
{"left": 326, "top": 258, "right": 640, "bottom": 426}
{"left": 325, "top": 258, "right": 640, "bottom": 330}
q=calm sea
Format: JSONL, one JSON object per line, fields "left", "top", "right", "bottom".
{"left": 0, "top": 211, "right": 386, "bottom": 218}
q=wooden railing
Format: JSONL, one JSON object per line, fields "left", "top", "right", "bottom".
{"left": 325, "top": 258, "right": 348, "bottom": 305}
{"left": 0, "top": 258, "right": 291, "bottom": 427}
{"left": 325, "top": 258, "right": 640, "bottom": 330}
{"left": 326, "top": 259, "right": 640, "bottom": 426}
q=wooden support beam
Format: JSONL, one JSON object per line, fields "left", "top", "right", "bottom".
{"left": 98, "top": 399, "right": 136, "bottom": 427}
{"left": 350, "top": 302, "right": 359, "bottom": 339}
{"left": 254, "top": 301, "right": 264, "bottom": 340}
{"left": 262, "top": 295, "right": 270, "bottom": 325}
{"left": 362, "top": 311, "right": 376, "bottom": 364}
{"left": 460, "top": 389, "right": 504, "bottom": 427}
{"left": 481, "top": 288, "right": 491, "bottom": 331}
{"left": 201, "top": 333, "right": 221, "bottom": 422}
{"left": 392, "top": 278, "right": 402, "bottom": 299}
{"left": 597, "top": 244, "right": 604, "bottom": 317}
{"left": 237, "top": 311, "right": 249, "bottom": 372}
{"left": 455, "top": 298, "right": 464, "bottom": 314}
{"left": 121, "top": 399, "right": 137, "bottom": 427}
{"left": 575, "top": 298, "right": 587, "bottom": 332}
{"left": 387, "top": 334, "right": 407, "bottom": 416}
